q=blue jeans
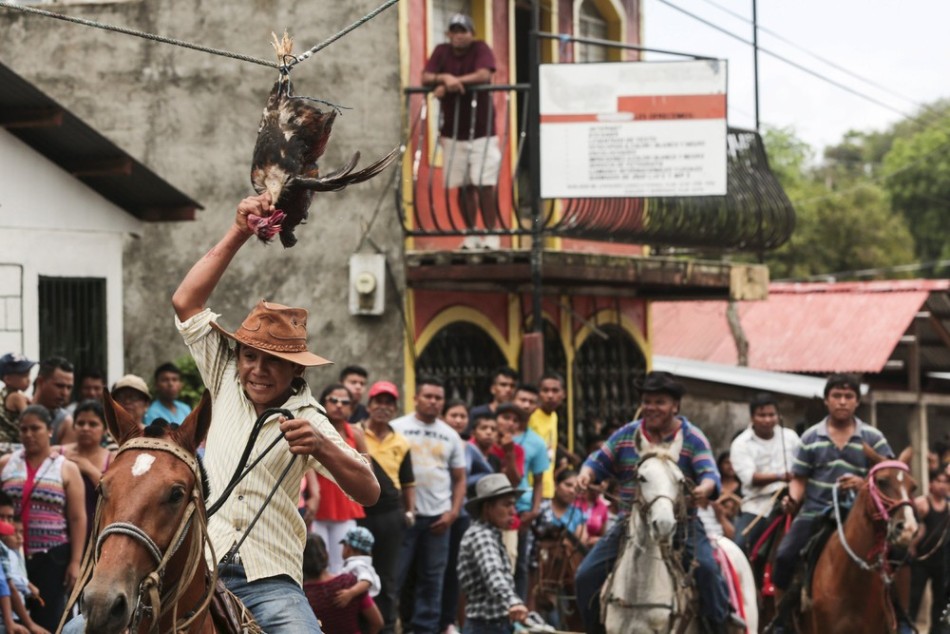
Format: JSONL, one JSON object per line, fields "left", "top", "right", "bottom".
{"left": 462, "top": 617, "right": 512, "bottom": 634}
{"left": 575, "top": 517, "right": 729, "bottom": 633}
{"left": 62, "top": 563, "right": 321, "bottom": 634}
{"left": 218, "top": 562, "right": 321, "bottom": 633}
{"left": 772, "top": 515, "right": 817, "bottom": 591}
{"left": 397, "top": 514, "right": 451, "bottom": 634}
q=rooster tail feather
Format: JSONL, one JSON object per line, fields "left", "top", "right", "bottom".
{"left": 294, "top": 146, "right": 400, "bottom": 192}
{"left": 272, "top": 31, "right": 294, "bottom": 61}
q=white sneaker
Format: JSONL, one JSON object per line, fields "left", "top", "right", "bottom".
{"left": 442, "top": 625, "right": 460, "bottom": 634}
{"left": 480, "top": 235, "right": 501, "bottom": 250}
{"left": 460, "top": 235, "right": 481, "bottom": 250}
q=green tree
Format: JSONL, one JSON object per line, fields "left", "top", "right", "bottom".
{"left": 760, "top": 127, "right": 917, "bottom": 280}
{"left": 881, "top": 121, "right": 950, "bottom": 262}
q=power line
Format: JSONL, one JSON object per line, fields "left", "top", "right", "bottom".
{"left": 651, "top": 0, "right": 913, "bottom": 119}
{"left": 776, "top": 259, "right": 950, "bottom": 282}
{"left": 692, "top": 0, "right": 923, "bottom": 108}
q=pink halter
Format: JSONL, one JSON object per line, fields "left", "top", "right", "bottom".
{"left": 866, "top": 460, "right": 912, "bottom": 521}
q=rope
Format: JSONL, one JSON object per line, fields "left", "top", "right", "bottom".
{"left": 0, "top": 0, "right": 399, "bottom": 70}
{"left": 0, "top": 1, "right": 275, "bottom": 67}
{"left": 287, "top": 0, "right": 400, "bottom": 68}
{"left": 832, "top": 481, "right": 875, "bottom": 572}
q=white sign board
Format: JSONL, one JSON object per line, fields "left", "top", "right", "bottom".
{"left": 539, "top": 60, "right": 728, "bottom": 198}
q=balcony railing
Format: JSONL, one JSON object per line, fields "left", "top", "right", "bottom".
{"left": 398, "top": 84, "right": 795, "bottom": 251}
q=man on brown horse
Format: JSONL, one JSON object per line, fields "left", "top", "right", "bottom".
{"left": 171, "top": 193, "right": 380, "bottom": 632}
{"left": 770, "top": 373, "right": 895, "bottom": 632}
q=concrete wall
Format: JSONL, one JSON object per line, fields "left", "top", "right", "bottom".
{"left": 0, "top": 0, "right": 406, "bottom": 391}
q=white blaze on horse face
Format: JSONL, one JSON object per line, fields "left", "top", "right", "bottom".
{"left": 892, "top": 470, "right": 919, "bottom": 546}
{"left": 638, "top": 456, "right": 682, "bottom": 541}
{"left": 131, "top": 453, "right": 156, "bottom": 477}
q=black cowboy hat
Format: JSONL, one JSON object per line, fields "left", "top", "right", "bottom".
{"left": 635, "top": 371, "right": 685, "bottom": 399}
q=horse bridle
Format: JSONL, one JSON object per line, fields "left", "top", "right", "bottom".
{"left": 631, "top": 452, "right": 690, "bottom": 525}
{"left": 60, "top": 437, "right": 219, "bottom": 634}
{"left": 603, "top": 452, "right": 693, "bottom": 627}
{"left": 831, "top": 460, "right": 915, "bottom": 634}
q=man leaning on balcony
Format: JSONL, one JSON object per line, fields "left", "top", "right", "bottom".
{"left": 422, "top": 12, "right": 501, "bottom": 245}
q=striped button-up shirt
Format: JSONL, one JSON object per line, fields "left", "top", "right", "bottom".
{"left": 792, "top": 417, "right": 893, "bottom": 518}
{"left": 178, "top": 308, "right": 366, "bottom": 584}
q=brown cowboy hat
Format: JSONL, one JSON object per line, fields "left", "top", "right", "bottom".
{"left": 211, "top": 300, "right": 331, "bottom": 367}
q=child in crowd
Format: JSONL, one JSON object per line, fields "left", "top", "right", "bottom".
{"left": 0, "top": 520, "right": 32, "bottom": 602}
{"left": 0, "top": 519, "right": 43, "bottom": 634}
{"left": 0, "top": 354, "right": 35, "bottom": 444}
{"left": 334, "top": 527, "right": 381, "bottom": 607}
{"left": 303, "top": 534, "right": 383, "bottom": 634}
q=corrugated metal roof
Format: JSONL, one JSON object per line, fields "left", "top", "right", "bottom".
{"left": 652, "top": 355, "right": 866, "bottom": 398}
{"left": 653, "top": 280, "right": 950, "bottom": 373}
{"left": 0, "top": 61, "right": 201, "bottom": 221}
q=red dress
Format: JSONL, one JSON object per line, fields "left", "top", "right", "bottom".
{"left": 315, "top": 423, "right": 366, "bottom": 521}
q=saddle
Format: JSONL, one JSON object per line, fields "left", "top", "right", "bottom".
{"left": 209, "top": 577, "right": 264, "bottom": 634}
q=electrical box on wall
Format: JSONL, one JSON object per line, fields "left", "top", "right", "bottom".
{"left": 348, "top": 253, "right": 386, "bottom": 316}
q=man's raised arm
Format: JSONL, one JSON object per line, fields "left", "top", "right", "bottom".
{"left": 172, "top": 194, "right": 273, "bottom": 321}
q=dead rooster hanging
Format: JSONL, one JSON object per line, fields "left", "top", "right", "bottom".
{"left": 250, "top": 32, "right": 399, "bottom": 247}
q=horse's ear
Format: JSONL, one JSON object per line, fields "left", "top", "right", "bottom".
{"left": 897, "top": 445, "right": 913, "bottom": 467}
{"left": 668, "top": 428, "right": 684, "bottom": 458}
{"left": 177, "top": 391, "right": 212, "bottom": 454}
{"left": 102, "top": 391, "right": 142, "bottom": 446}
{"left": 862, "top": 442, "right": 887, "bottom": 467}
{"left": 634, "top": 427, "right": 651, "bottom": 454}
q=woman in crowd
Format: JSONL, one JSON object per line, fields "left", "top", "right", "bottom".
{"left": 56, "top": 399, "right": 113, "bottom": 541}
{"left": 534, "top": 469, "right": 588, "bottom": 541}
{"left": 312, "top": 384, "right": 368, "bottom": 572}
{"left": 0, "top": 405, "right": 85, "bottom": 630}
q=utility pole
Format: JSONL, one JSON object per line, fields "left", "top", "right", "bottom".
{"left": 524, "top": 0, "right": 545, "bottom": 384}
{"left": 752, "top": 0, "right": 760, "bottom": 131}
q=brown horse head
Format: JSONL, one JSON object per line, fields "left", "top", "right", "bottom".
{"left": 864, "top": 456, "right": 918, "bottom": 548}
{"left": 81, "top": 390, "right": 212, "bottom": 633}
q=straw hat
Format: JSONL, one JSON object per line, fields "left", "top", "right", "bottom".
{"left": 465, "top": 473, "right": 526, "bottom": 516}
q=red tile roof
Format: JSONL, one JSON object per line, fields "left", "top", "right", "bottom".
{"left": 652, "top": 280, "right": 950, "bottom": 373}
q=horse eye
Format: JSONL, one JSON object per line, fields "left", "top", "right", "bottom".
{"left": 875, "top": 478, "right": 888, "bottom": 489}
{"left": 168, "top": 487, "right": 186, "bottom": 504}
{"left": 637, "top": 473, "right": 647, "bottom": 483}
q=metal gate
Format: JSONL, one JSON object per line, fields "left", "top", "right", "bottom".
{"left": 38, "top": 276, "right": 107, "bottom": 379}
{"left": 415, "top": 321, "right": 507, "bottom": 405}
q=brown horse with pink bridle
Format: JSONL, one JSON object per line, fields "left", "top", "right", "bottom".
{"left": 802, "top": 457, "right": 918, "bottom": 634}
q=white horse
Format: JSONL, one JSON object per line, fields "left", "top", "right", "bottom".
{"left": 601, "top": 428, "right": 758, "bottom": 634}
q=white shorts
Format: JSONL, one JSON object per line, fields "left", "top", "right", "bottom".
{"left": 441, "top": 136, "right": 502, "bottom": 188}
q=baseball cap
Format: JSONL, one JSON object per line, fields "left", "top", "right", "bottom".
{"left": 0, "top": 353, "right": 36, "bottom": 377}
{"left": 447, "top": 13, "right": 475, "bottom": 32}
{"left": 111, "top": 374, "right": 151, "bottom": 401}
{"left": 0, "top": 521, "right": 14, "bottom": 537}
{"left": 341, "top": 526, "right": 375, "bottom": 553}
{"left": 368, "top": 381, "right": 399, "bottom": 401}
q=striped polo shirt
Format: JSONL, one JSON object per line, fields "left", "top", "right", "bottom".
{"left": 792, "top": 417, "right": 893, "bottom": 518}
{"left": 177, "top": 308, "right": 367, "bottom": 585}
{"left": 583, "top": 417, "right": 720, "bottom": 514}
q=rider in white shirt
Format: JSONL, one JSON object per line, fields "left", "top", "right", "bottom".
{"left": 729, "top": 393, "right": 801, "bottom": 553}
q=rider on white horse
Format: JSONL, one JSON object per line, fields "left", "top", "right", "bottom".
{"left": 574, "top": 371, "right": 739, "bottom": 634}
